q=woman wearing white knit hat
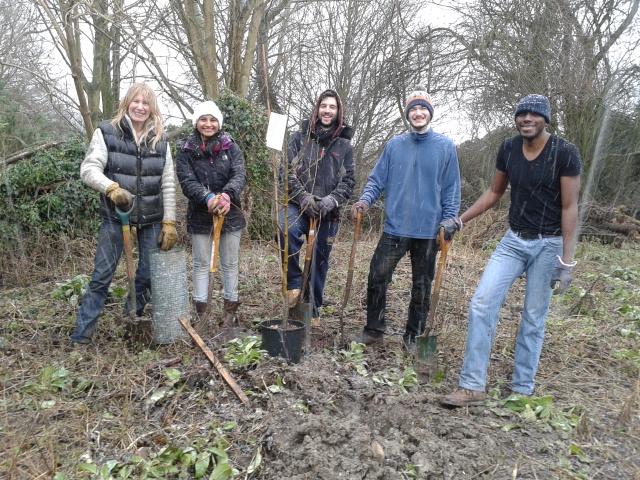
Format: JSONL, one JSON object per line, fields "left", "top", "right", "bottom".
{"left": 176, "top": 100, "right": 247, "bottom": 333}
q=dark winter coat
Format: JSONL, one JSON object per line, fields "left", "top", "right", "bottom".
{"left": 287, "top": 119, "right": 355, "bottom": 220}
{"left": 99, "top": 120, "right": 167, "bottom": 226}
{"left": 176, "top": 131, "right": 247, "bottom": 234}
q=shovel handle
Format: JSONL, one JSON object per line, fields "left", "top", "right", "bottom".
{"left": 299, "top": 217, "right": 318, "bottom": 302}
{"left": 339, "top": 212, "right": 363, "bottom": 345}
{"left": 422, "top": 228, "right": 452, "bottom": 337}
{"left": 117, "top": 206, "right": 136, "bottom": 317}
{"left": 210, "top": 214, "right": 225, "bottom": 273}
{"left": 340, "top": 212, "right": 362, "bottom": 311}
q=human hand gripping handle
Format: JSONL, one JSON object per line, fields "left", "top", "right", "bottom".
{"left": 214, "top": 193, "right": 231, "bottom": 216}
{"left": 439, "top": 217, "right": 463, "bottom": 241}
{"left": 550, "top": 255, "right": 576, "bottom": 295}
{"left": 299, "top": 193, "right": 320, "bottom": 218}
{"left": 158, "top": 221, "right": 178, "bottom": 251}
{"left": 106, "top": 182, "right": 134, "bottom": 209}
{"left": 318, "top": 195, "right": 337, "bottom": 218}
{"left": 351, "top": 201, "right": 369, "bottom": 221}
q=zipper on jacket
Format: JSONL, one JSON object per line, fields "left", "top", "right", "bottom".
{"left": 136, "top": 144, "right": 142, "bottom": 226}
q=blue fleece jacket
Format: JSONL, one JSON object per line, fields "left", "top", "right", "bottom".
{"left": 359, "top": 129, "right": 461, "bottom": 239}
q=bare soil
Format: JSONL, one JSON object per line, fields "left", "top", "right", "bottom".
{"left": 1, "top": 219, "right": 639, "bottom": 479}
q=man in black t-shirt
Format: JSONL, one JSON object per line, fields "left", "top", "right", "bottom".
{"left": 440, "top": 94, "right": 582, "bottom": 407}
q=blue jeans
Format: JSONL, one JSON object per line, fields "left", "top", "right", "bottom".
{"left": 458, "top": 229, "right": 562, "bottom": 395}
{"left": 364, "top": 233, "right": 438, "bottom": 340}
{"left": 71, "top": 220, "right": 161, "bottom": 342}
{"left": 278, "top": 204, "right": 338, "bottom": 315}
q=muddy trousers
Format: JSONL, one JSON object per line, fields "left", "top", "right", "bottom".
{"left": 364, "top": 233, "right": 438, "bottom": 339}
{"left": 71, "top": 220, "right": 161, "bottom": 342}
{"left": 458, "top": 229, "right": 562, "bottom": 395}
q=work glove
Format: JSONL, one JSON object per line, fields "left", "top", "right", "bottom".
{"left": 299, "top": 193, "right": 320, "bottom": 218}
{"left": 206, "top": 193, "right": 219, "bottom": 214}
{"left": 351, "top": 200, "right": 369, "bottom": 220}
{"left": 106, "top": 182, "right": 133, "bottom": 209}
{"left": 214, "top": 193, "right": 231, "bottom": 216}
{"left": 439, "top": 217, "right": 463, "bottom": 241}
{"left": 158, "top": 220, "right": 178, "bottom": 251}
{"left": 318, "top": 195, "right": 337, "bottom": 218}
{"left": 550, "top": 255, "right": 576, "bottom": 295}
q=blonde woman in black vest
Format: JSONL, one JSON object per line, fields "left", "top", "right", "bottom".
{"left": 70, "top": 83, "right": 177, "bottom": 345}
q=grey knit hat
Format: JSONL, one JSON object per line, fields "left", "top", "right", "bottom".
{"left": 514, "top": 94, "right": 551, "bottom": 123}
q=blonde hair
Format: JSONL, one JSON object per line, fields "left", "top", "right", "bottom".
{"left": 112, "top": 83, "right": 165, "bottom": 149}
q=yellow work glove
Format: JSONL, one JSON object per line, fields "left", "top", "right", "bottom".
{"left": 158, "top": 220, "right": 178, "bottom": 251}
{"left": 105, "top": 182, "right": 133, "bottom": 209}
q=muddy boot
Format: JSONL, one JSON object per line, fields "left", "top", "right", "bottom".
{"left": 193, "top": 301, "right": 209, "bottom": 324}
{"left": 221, "top": 299, "right": 241, "bottom": 328}
{"left": 439, "top": 388, "right": 487, "bottom": 408}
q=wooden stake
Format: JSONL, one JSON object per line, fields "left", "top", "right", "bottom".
{"left": 179, "top": 317, "right": 250, "bottom": 406}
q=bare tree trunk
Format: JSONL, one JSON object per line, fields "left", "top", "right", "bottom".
{"left": 237, "top": 0, "right": 265, "bottom": 97}
{"left": 176, "top": 0, "right": 219, "bottom": 99}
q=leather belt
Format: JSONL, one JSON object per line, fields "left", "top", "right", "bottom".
{"left": 513, "top": 230, "right": 559, "bottom": 240}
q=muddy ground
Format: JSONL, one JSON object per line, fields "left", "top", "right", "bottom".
{"left": 1, "top": 219, "right": 639, "bottom": 479}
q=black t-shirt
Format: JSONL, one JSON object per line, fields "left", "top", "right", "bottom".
{"left": 496, "top": 135, "right": 582, "bottom": 236}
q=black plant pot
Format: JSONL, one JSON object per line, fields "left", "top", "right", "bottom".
{"left": 260, "top": 319, "right": 305, "bottom": 363}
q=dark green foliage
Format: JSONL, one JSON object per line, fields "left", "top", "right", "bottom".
{"left": 0, "top": 139, "right": 99, "bottom": 249}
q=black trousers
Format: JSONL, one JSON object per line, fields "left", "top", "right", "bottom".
{"left": 364, "top": 233, "right": 438, "bottom": 339}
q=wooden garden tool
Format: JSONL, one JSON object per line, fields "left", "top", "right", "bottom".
{"left": 210, "top": 213, "right": 225, "bottom": 273}
{"left": 115, "top": 203, "right": 136, "bottom": 318}
{"left": 416, "top": 228, "right": 452, "bottom": 370}
{"left": 339, "top": 211, "right": 363, "bottom": 346}
{"left": 298, "top": 217, "right": 318, "bottom": 304}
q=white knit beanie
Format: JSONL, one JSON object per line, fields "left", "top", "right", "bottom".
{"left": 191, "top": 100, "right": 224, "bottom": 128}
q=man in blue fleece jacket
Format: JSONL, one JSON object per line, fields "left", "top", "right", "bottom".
{"left": 351, "top": 88, "right": 461, "bottom": 350}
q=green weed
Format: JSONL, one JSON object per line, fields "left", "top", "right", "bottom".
{"left": 224, "top": 336, "right": 265, "bottom": 369}
{"left": 52, "top": 274, "right": 127, "bottom": 307}
{"left": 75, "top": 441, "right": 238, "bottom": 479}
{"left": 372, "top": 367, "right": 418, "bottom": 393}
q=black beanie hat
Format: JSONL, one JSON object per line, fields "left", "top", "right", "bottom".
{"left": 514, "top": 94, "right": 551, "bottom": 124}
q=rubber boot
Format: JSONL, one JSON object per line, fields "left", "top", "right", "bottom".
{"left": 193, "top": 300, "right": 208, "bottom": 324}
{"left": 221, "top": 299, "right": 241, "bottom": 328}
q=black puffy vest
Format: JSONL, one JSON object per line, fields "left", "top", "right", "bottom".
{"left": 99, "top": 120, "right": 167, "bottom": 226}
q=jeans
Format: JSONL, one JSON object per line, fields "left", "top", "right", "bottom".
{"left": 364, "top": 233, "right": 438, "bottom": 340}
{"left": 458, "top": 229, "right": 563, "bottom": 395}
{"left": 278, "top": 204, "right": 338, "bottom": 315}
{"left": 71, "top": 220, "right": 161, "bottom": 342}
{"left": 192, "top": 230, "right": 242, "bottom": 302}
